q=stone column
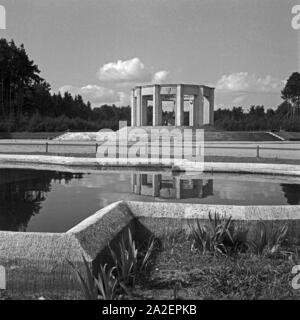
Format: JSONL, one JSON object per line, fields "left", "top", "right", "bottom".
{"left": 152, "top": 174, "right": 161, "bottom": 197}
{"left": 131, "top": 89, "right": 136, "bottom": 127}
{"left": 153, "top": 85, "right": 162, "bottom": 126}
{"left": 136, "top": 87, "right": 142, "bottom": 126}
{"left": 131, "top": 173, "right": 136, "bottom": 193}
{"left": 175, "top": 177, "right": 182, "bottom": 199}
{"left": 190, "top": 95, "right": 200, "bottom": 127}
{"left": 176, "top": 84, "right": 184, "bottom": 126}
{"left": 197, "top": 179, "right": 203, "bottom": 198}
{"left": 141, "top": 96, "right": 148, "bottom": 126}
{"left": 198, "top": 87, "right": 204, "bottom": 126}
{"left": 135, "top": 174, "right": 141, "bottom": 195}
{"left": 189, "top": 100, "right": 194, "bottom": 127}
{"left": 209, "top": 88, "right": 214, "bottom": 125}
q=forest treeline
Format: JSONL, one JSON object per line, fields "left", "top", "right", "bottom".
{"left": 0, "top": 39, "right": 130, "bottom": 132}
{"left": 0, "top": 38, "right": 300, "bottom": 132}
{"left": 214, "top": 102, "right": 300, "bottom": 131}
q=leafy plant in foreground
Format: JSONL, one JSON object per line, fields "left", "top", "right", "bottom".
{"left": 190, "top": 212, "right": 233, "bottom": 254}
{"left": 139, "top": 236, "right": 156, "bottom": 271}
{"left": 68, "top": 255, "right": 119, "bottom": 300}
{"left": 109, "top": 229, "right": 157, "bottom": 288}
{"left": 95, "top": 264, "right": 119, "bottom": 300}
{"left": 109, "top": 229, "right": 138, "bottom": 287}
{"left": 249, "top": 223, "right": 288, "bottom": 255}
{"left": 268, "top": 224, "right": 289, "bottom": 253}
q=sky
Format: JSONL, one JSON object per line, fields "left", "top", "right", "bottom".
{"left": 0, "top": 0, "right": 299, "bottom": 110}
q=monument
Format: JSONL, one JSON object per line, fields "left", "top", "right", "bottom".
{"left": 130, "top": 84, "right": 214, "bottom": 127}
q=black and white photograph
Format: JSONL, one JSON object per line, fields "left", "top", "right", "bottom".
{"left": 0, "top": 0, "right": 300, "bottom": 310}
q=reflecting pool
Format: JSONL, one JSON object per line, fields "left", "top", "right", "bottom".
{"left": 1, "top": 168, "right": 300, "bottom": 232}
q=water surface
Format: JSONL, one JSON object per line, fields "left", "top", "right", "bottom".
{"left": 0, "top": 168, "right": 300, "bottom": 232}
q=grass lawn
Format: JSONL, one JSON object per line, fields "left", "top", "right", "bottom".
{"left": 131, "top": 232, "right": 300, "bottom": 300}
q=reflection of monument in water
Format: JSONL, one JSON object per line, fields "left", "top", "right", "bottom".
{"left": 131, "top": 173, "right": 213, "bottom": 200}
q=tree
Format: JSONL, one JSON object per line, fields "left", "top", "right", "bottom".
{"left": 0, "top": 39, "right": 48, "bottom": 121}
{"left": 281, "top": 72, "right": 300, "bottom": 118}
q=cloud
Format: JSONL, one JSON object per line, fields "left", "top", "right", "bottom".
{"left": 98, "top": 57, "right": 152, "bottom": 83}
{"left": 58, "top": 57, "right": 171, "bottom": 107}
{"left": 98, "top": 57, "right": 170, "bottom": 84}
{"left": 58, "top": 85, "right": 122, "bottom": 105}
{"left": 153, "top": 70, "right": 169, "bottom": 84}
{"left": 216, "top": 72, "right": 285, "bottom": 93}
{"left": 80, "top": 85, "right": 119, "bottom": 103}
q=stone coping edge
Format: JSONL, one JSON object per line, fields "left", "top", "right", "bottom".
{"left": 0, "top": 154, "right": 300, "bottom": 175}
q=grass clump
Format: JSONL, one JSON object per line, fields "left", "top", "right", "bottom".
{"left": 190, "top": 212, "right": 235, "bottom": 255}
{"left": 189, "top": 212, "right": 290, "bottom": 258}
{"left": 68, "top": 256, "right": 119, "bottom": 300}
{"left": 109, "top": 229, "right": 138, "bottom": 287}
{"left": 249, "top": 223, "right": 288, "bottom": 256}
